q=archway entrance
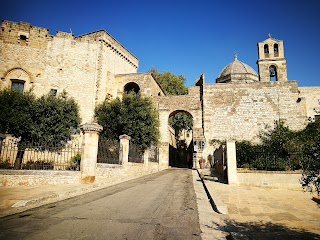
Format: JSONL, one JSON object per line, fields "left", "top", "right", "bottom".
{"left": 168, "top": 111, "right": 193, "bottom": 168}
{"left": 124, "top": 82, "right": 140, "bottom": 94}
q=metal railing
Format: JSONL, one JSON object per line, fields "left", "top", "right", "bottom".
{"left": 148, "top": 146, "right": 158, "bottom": 162}
{"left": 97, "top": 138, "right": 120, "bottom": 164}
{"left": 128, "top": 143, "right": 143, "bottom": 163}
{"left": 0, "top": 139, "right": 81, "bottom": 170}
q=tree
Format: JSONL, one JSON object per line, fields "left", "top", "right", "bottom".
{"left": 149, "top": 68, "right": 188, "bottom": 95}
{"left": 299, "top": 117, "right": 320, "bottom": 196}
{"left": 0, "top": 89, "right": 36, "bottom": 144}
{"left": 95, "top": 92, "right": 160, "bottom": 152}
{"left": 169, "top": 112, "right": 193, "bottom": 138}
{"left": 32, "top": 91, "right": 81, "bottom": 147}
{"left": 0, "top": 89, "right": 81, "bottom": 169}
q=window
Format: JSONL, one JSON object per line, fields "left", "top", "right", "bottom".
{"left": 274, "top": 43, "right": 279, "bottom": 57}
{"left": 264, "top": 44, "right": 269, "bottom": 53}
{"left": 11, "top": 80, "right": 25, "bottom": 93}
{"left": 269, "top": 65, "right": 277, "bottom": 81}
{"left": 50, "top": 89, "right": 57, "bottom": 96}
{"left": 20, "top": 35, "right": 27, "bottom": 41}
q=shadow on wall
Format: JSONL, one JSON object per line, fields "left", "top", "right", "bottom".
{"left": 222, "top": 220, "right": 320, "bottom": 240}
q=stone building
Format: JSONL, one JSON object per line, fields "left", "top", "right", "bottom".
{"left": 1, "top": 20, "right": 319, "bottom": 168}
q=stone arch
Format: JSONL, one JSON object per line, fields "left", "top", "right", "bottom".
{"left": 156, "top": 93, "right": 203, "bottom": 168}
{"left": 168, "top": 110, "right": 194, "bottom": 168}
{"left": 3, "top": 68, "right": 32, "bottom": 92}
{"left": 124, "top": 82, "right": 140, "bottom": 94}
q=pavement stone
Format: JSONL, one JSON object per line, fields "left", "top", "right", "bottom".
{"left": 199, "top": 168, "right": 320, "bottom": 240}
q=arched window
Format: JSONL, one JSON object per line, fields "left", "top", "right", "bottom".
{"left": 264, "top": 44, "right": 269, "bottom": 53}
{"left": 269, "top": 65, "right": 277, "bottom": 81}
{"left": 124, "top": 82, "right": 140, "bottom": 94}
{"left": 274, "top": 43, "right": 279, "bottom": 57}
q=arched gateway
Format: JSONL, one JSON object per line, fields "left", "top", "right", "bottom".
{"left": 153, "top": 78, "right": 205, "bottom": 169}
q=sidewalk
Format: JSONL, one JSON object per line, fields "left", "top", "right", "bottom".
{"left": 199, "top": 168, "right": 320, "bottom": 239}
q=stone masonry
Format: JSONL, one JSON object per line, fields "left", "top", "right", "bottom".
{"left": 1, "top": 20, "right": 320, "bottom": 168}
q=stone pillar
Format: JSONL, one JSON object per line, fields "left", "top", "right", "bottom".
{"left": 80, "top": 122, "right": 103, "bottom": 184}
{"left": 226, "top": 140, "right": 238, "bottom": 185}
{"left": 119, "top": 134, "right": 130, "bottom": 165}
{"left": 143, "top": 150, "right": 149, "bottom": 167}
{"left": 158, "top": 142, "right": 169, "bottom": 169}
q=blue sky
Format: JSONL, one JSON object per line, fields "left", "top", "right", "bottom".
{"left": 2, "top": 0, "right": 320, "bottom": 87}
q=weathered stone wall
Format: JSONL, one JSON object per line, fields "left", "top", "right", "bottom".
{"left": 95, "top": 162, "right": 161, "bottom": 181}
{"left": 0, "top": 170, "right": 80, "bottom": 187}
{"left": 0, "top": 20, "right": 138, "bottom": 123}
{"left": 202, "top": 81, "right": 307, "bottom": 157}
{"left": 237, "top": 170, "right": 301, "bottom": 190}
{"left": 299, "top": 86, "right": 320, "bottom": 120}
{"left": 115, "top": 73, "right": 165, "bottom": 98}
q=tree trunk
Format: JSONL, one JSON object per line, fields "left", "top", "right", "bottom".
{"left": 14, "top": 143, "right": 25, "bottom": 170}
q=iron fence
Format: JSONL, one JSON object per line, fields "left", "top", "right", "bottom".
{"left": 97, "top": 138, "right": 120, "bottom": 164}
{"left": 128, "top": 143, "right": 144, "bottom": 163}
{"left": 236, "top": 149, "right": 302, "bottom": 171}
{"left": 148, "top": 146, "right": 158, "bottom": 162}
{"left": 0, "top": 139, "right": 81, "bottom": 170}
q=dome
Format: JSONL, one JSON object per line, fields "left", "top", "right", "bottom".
{"left": 216, "top": 54, "right": 258, "bottom": 83}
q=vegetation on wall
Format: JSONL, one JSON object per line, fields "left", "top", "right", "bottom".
{"left": 149, "top": 67, "right": 188, "bottom": 95}
{"left": 236, "top": 119, "right": 320, "bottom": 196}
{"left": 95, "top": 92, "right": 160, "bottom": 152}
{"left": 0, "top": 89, "right": 81, "bottom": 169}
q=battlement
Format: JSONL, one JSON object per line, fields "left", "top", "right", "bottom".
{"left": 0, "top": 20, "right": 50, "bottom": 48}
{"left": 1, "top": 20, "right": 138, "bottom": 68}
{"left": 76, "top": 30, "right": 138, "bottom": 68}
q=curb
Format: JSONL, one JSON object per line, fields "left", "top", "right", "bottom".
{"left": 197, "top": 169, "right": 228, "bottom": 214}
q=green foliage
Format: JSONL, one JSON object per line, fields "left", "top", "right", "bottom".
{"left": 32, "top": 91, "right": 81, "bottom": 148}
{"left": 149, "top": 68, "right": 188, "bottom": 95}
{"left": 236, "top": 119, "right": 320, "bottom": 196}
{"left": 68, "top": 153, "right": 81, "bottom": 170}
{"left": 169, "top": 112, "right": 193, "bottom": 138}
{"left": 0, "top": 89, "right": 81, "bottom": 147}
{"left": 237, "top": 120, "right": 301, "bottom": 171}
{"left": 0, "top": 89, "right": 36, "bottom": 143}
{"left": 95, "top": 92, "right": 160, "bottom": 152}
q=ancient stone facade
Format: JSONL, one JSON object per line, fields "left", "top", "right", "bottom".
{"left": 1, "top": 20, "right": 319, "bottom": 167}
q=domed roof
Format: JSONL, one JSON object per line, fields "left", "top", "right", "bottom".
{"left": 218, "top": 54, "right": 258, "bottom": 78}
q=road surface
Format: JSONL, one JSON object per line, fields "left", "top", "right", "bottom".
{"left": 0, "top": 169, "right": 201, "bottom": 240}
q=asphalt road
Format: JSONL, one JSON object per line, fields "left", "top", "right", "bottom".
{"left": 0, "top": 169, "right": 202, "bottom": 240}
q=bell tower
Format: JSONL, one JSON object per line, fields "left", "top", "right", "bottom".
{"left": 257, "top": 34, "right": 287, "bottom": 82}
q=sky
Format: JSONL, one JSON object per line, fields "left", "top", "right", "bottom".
{"left": 2, "top": 0, "right": 320, "bottom": 87}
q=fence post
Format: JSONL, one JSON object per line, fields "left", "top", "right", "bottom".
{"left": 80, "top": 122, "right": 103, "bottom": 184}
{"left": 226, "top": 140, "right": 238, "bottom": 185}
{"left": 119, "top": 134, "right": 130, "bottom": 165}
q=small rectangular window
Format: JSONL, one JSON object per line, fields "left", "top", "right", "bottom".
{"left": 11, "top": 81, "right": 25, "bottom": 93}
{"left": 20, "top": 35, "right": 27, "bottom": 40}
{"left": 50, "top": 89, "right": 57, "bottom": 96}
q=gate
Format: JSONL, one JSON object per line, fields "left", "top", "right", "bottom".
{"left": 97, "top": 138, "right": 120, "bottom": 164}
{"left": 128, "top": 143, "right": 143, "bottom": 163}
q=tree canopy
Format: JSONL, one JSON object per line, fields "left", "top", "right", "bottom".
{"left": 236, "top": 119, "right": 320, "bottom": 196}
{"left": 95, "top": 92, "right": 160, "bottom": 151}
{"left": 149, "top": 68, "right": 188, "bottom": 95}
{"left": 0, "top": 89, "right": 81, "bottom": 146}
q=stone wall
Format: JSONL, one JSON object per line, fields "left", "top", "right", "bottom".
{"left": 0, "top": 170, "right": 80, "bottom": 187}
{"left": 96, "top": 162, "right": 161, "bottom": 182}
{"left": 0, "top": 20, "right": 138, "bottom": 123}
{"left": 237, "top": 170, "right": 302, "bottom": 190}
{"left": 299, "top": 86, "right": 320, "bottom": 120}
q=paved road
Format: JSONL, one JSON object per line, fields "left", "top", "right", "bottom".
{"left": 0, "top": 169, "right": 201, "bottom": 240}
